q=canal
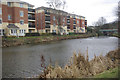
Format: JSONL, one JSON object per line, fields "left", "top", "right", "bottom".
{"left": 2, "top": 37, "right": 118, "bottom": 78}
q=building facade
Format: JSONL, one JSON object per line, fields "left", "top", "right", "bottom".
{"left": 0, "top": 0, "right": 87, "bottom": 36}
{"left": 0, "top": 0, "right": 36, "bottom": 36}
{"left": 35, "top": 7, "right": 87, "bottom": 35}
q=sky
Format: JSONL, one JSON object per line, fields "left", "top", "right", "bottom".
{"left": 22, "top": 0, "right": 119, "bottom": 26}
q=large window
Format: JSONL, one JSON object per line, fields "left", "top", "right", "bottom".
{"left": 0, "top": 29, "right": 4, "bottom": 36}
{"left": 20, "top": 3, "right": 23, "bottom": 8}
{"left": 20, "top": 20, "right": 24, "bottom": 25}
{"left": 7, "top": 2, "right": 11, "bottom": 7}
{"left": 77, "top": 20, "right": 79, "bottom": 24}
{"left": 0, "top": 18, "right": 2, "bottom": 24}
{"left": 0, "top": 8, "right": 2, "bottom": 15}
{"left": 20, "top": 11, "right": 24, "bottom": 17}
{"left": 19, "top": 29, "right": 26, "bottom": 33}
{"left": 8, "top": 15, "right": 12, "bottom": 20}
{"left": 53, "top": 16, "right": 55, "bottom": 21}
{"left": 82, "top": 21, "right": 84, "bottom": 25}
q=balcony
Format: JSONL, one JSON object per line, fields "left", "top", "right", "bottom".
{"left": 73, "top": 21, "right": 76, "bottom": 24}
{"left": 45, "top": 25, "right": 50, "bottom": 28}
{"left": 67, "top": 27, "right": 70, "bottom": 29}
{"left": 67, "top": 16, "right": 70, "bottom": 19}
{"left": 73, "top": 17, "right": 76, "bottom": 20}
{"left": 45, "top": 11, "right": 50, "bottom": 16}
{"left": 28, "top": 17, "right": 35, "bottom": 21}
{"left": 29, "top": 25, "right": 35, "bottom": 28}
{"left": 73, "top": 26, "right": 76, "bottom": 29}
{"left": 28, "top": 8, "right": 35, "bottom": 13}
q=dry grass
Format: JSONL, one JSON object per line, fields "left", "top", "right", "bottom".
{"left": 39, "top": 49, "right": 119, "bottom": 78}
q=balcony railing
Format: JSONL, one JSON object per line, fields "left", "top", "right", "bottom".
{"left": 73, "top": 22, "right": 76, "bottom": 24}
{"left": 73, "top": 26, "right": 76, "bottom": 29}
{"left": 45, "top": 25, "right": 50, "bottom": 28}
{"left": 45, "top": 18, "right": 50, "bottom": 21}
{"left": 29, "top": 25, "right": 35, "bottom": 28}
{"left": 28, "top": 8, "right": 35, "bottom": 13}
{"left": 67, "top": 27, "right": 70, "bottom": 29}
{"left": 73, "top": 18, "right": 76, "bottom": 20}
{"left": 67, "top": 16, "right": 70, "bottom": 19}
{"left": 45, "top": 11, "right": 50, "bottom": 15}
{"left": 28, "top": 17, "right": 35, "bottom": 20}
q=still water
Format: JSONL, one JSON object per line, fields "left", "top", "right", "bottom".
{"left": 2, "top": 37, "right": 118, "bottom": 78}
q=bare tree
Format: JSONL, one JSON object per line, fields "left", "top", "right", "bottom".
{"left": 97, "top": 17, "right": 107, "bottom": 26}
{"left": 46, "top": 0, "right": 67, "bottom": 35}
{"left": 46, "top": 0, "right": 66, "bottom": 10}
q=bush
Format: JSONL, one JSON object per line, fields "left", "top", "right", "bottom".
{"left": 25, "top": 33, "right": 40, "bottom": 36}
{"left": 40, "top": 33, "right": 57, "bottom": 36}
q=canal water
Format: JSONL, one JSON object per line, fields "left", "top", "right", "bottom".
{"left": 2, "top": 37, "right": 118, "bottom": 78}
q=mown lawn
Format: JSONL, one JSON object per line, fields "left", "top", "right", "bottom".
{"left": 94, "top": 67, "right": 119, "bottom": 78}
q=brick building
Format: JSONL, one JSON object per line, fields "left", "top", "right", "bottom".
{"left": 0, "top": 0, "right": 87, "bottom": 36}
{"left": 35, "top": 7, "right": 87, "bottom": 35}
{"left": 0, "top": 0, "right": 36, "bottom": 36}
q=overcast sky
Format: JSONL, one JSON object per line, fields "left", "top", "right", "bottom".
{"left": 22, "top": 0, "right": 119, "bottom": 26}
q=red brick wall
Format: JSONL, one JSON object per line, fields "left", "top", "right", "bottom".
{"left": 2, "top": 4, "right": 28, "bottom": 23}
{"left": 35, "top": 12, "right": 45, "bottom": 30}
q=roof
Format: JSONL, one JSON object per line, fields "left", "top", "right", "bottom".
{"left": 7, "top": 24, "right": 19, "bottom": 29}
{"left": 3, "top": 0, "right": 34, "bottom": 7}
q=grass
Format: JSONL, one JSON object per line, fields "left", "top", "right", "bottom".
{"left": 94, "top": 67, "right": 119, "bottom": 78}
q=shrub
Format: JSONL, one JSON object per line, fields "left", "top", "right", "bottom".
{"left": 25, "top": 33, "right": 40, "bottom": 36}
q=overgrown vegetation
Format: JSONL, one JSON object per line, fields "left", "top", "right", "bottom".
{"left": 2, "top": 33, "right": 94, "bottom": 47}
{"left": 39, "top": 49, "right": 119, "bottom": 78}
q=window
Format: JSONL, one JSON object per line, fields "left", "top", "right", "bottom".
{"left": 82, "top": 21, "right": 84, "bottom": 25}
{"left": 7, "top": 2, "right": 11, "bottom": 7}
{"left": 53, "top": 22, "right": 56, "bottom": 27}
{"left": 77, "top": 20, "right": 79, "bottom": 24}
{"left": 0, "top": 8, "right": 2, "bottom": 15}
{"left": 20, "top": 3, "right": 23, "bottom": 8}
{"left": 63, "top": 18, "right": 65, "bottom": 22}
{"left": 8, "top": 15, "right": 12, "bottom": 20}
{"left": 11, "top": 29, "right": 13, "bottom": 33}
{"left": 0, "top": 18, "right": 2, "bottom": 24}
{"left": 53, "top": 16, "right": 55, "bottom": 21}
{"left": 20, "top": 11, "right": 24, "bottom": 17}
{"left": 20, "top": 20, "right": 24, "bottom": 25}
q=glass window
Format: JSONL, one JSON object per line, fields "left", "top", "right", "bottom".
{"left": 7, "top": 2, "right": 11, "bottom": 7}
{"left": 0, "top": 29, "right": 1, "bottom": 35}
{"left": 20, "top": 20, "right": 24, "bottom": 25}
{"left": 0, "top": 8, "right": 2, "bottom": 15}
{"left": 53, "top": 22, "right": 56, "bottom": 27}
{"left": 20, "top": 11, "right": 24, "bottom": 17}
{"left": 63, "top": 18, "right": 65, "bottom": 22}
{"left": 0, "top": 18, "right": 2, "bottom": 24}
{"left": 11, "top": 29, "right": 13, "bottom": 33}
{"left": 82, "top": 21, "right": 84, "bottom": 25}
{"left": 77, "top": 20, "right": 79, "bottom": 24}
{"left": 8, "top": 15, "right": 12, "bottom": 20}
{"left": 53, "top": 16, "right": 55, "bottom": 21}
{"left": 20, "top": 3, "right": 23, "bottom": 8}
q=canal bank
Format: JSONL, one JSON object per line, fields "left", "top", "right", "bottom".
{"left": 2, "top": 34, "right": 94, "bottom": 47}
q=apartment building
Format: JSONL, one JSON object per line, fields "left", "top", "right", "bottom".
{"left": 0, "top": 0, "right": 87, "bottom": 36}
{"left": 0, "top": 0, "right": 36, "bottom": 36}
{"left": 35, "top": 7, "right": 68, "bottom": 35}
{"left": 66, "top": 14, "right": 86, "bottom": 33}
{"left": 35, "top": 7, "right": 86, "bottom": 35}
